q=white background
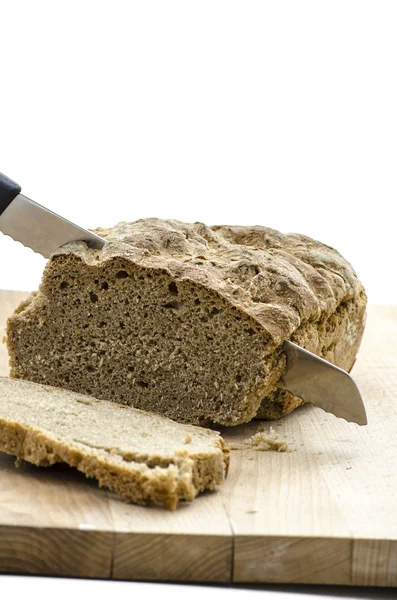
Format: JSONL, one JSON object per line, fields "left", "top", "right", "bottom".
{"left": 1, "top": 1, "right": 396, "bottom": 303}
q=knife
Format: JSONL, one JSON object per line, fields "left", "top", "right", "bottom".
{"left": 282, "top": 341, "right": 367, "bottom": 425}
{"left": 0, "top": 172, "right": 105, "bottom": 257}
{"left": 0, "top": 171, "right": 367, "bottom": 425}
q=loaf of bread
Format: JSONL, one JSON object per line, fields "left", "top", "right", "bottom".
{"left": 6, "top": 219, "right": 366, "bottom": 426}
{"left": 0, "top": 377, "right": 229, "bottom": 509}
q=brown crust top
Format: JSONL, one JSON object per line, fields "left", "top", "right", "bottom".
{"left": 54, "top": 219, "right": 365, "bottom": 350}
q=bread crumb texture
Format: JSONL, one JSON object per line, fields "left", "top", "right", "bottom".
{"left": 6, "top": 219, "right": 366, "bottom": 426}
{"left": 229, "top": 425, "right": 294, "bottom": 453}
{"left": 0, "top": 377, "right": 229, "bottom": 510}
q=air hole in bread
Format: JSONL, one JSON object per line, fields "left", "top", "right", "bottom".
{"left": 136, "top": 380, "right": 149, "bottom": 389}
{"left": 163, "top": 301, "right": 183, "bottom": 310}
{"left": 116, "top": 270, "right": 129, "bottom": 279}
{"left": 168, "top": 282, "right": 179, "bottom": 296}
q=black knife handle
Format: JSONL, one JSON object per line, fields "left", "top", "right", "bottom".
{"left": 0, "top": 172, "right": 22, "bottom": 216}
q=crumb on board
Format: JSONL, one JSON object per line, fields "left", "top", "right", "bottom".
{"left": 229, "top": 426, "right": 294, "bottom": 453}
{"left": 14, "top": 458, "right": 24, "bottom": 468}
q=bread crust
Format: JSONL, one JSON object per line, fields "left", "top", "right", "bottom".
{"left": 6, "top": 219, "right": 366, "bottom": 424}
{"left": 0, "top": 377, "right": 229, "bottom": 509}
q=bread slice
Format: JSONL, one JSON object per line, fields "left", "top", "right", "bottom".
{"left": 6, "top": 219, "right": 366, "bottom": 426}
{"left": 0, "top": 377, "right": 229, "bottom": 510}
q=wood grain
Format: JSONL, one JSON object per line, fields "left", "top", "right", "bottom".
{"left": 109, "top": 486, "right": 232, "bottom": 581}
{"left": 353, "top": 539, "right": 397, "bottom": 587}
{"left": 0, "top": 525, "right": 113, "bottom": 578}
{"left": 0, "top": 291, "right": 397, "bottom": 586}
{"left": 234, "top": 536, "right": 351, "bottom": 584}
{"left": 113, "top": 532, "right": 231, "bottom": 581}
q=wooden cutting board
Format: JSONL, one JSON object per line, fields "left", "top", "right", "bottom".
{"left": 0, "top": 290, "right": 396, "bottom": 586}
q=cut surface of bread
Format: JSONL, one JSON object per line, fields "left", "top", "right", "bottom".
{"left": 6, "top": 219, "right": 367, "bottom": 426}
{"left": 0, "top": 377, "right": 229, "bottom": 509}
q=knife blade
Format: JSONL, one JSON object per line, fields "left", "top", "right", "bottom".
{"left": 0, "top": 172, "right": 105, "bottom": 258}
{"left": 0, "top": 170, "right": 367, "bottom": 425}
{"left": 282, "top": 340, "right": 367, "bottom": 425}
